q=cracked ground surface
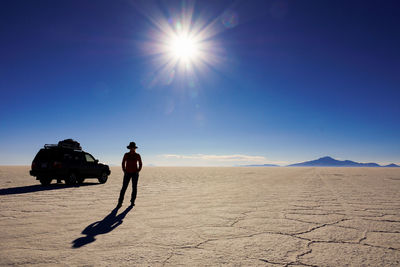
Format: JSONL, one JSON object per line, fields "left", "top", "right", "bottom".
{"left": 1, "top": 166, "right": 400, "bottom": 266}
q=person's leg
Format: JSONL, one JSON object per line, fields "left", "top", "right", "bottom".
{"left": 130, "top": 172, "right": 139, "bottom": 205}
{"left": 118, "top": 173, "right": 131, "bottom": 205}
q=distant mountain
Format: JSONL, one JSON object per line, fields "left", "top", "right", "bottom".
{"left": 242, "top": 164, "right": 279, "bottom": 167}
{"left": 384, "top": 163, "right": 400, "bottom": 167}
{"left": 288, "top": 156, "right": 399, "bottom": 167}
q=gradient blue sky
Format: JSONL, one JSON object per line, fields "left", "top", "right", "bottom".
{"left": 1, "top": 0, "right": 399, "bottom": 166}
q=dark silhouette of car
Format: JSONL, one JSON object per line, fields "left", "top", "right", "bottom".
{"left": 30, "top": 139, "right": 111, "bottom": 186}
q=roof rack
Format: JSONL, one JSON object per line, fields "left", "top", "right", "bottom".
{"left": 44, "top": 143, "right": 83, "bottom": 151}
{"left": 44, "top": 144, "right": 58, "bottom": 149}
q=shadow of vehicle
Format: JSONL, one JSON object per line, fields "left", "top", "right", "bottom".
{"left": 72, "top": 205, "right": 133, "bottom": 248}
{"left": 0, "top": 182, "right": 98, "bottom": 196}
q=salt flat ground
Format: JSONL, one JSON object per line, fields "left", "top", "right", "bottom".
{"left": 1, "top": 166, "right": 400, "bottom": 266}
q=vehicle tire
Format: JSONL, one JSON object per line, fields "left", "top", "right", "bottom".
{"left": 98, "top": 172, "right": 108, "bottom": 184}
{"left": 77, "top": 177, "right": 85, "bottom": 184}
{"left": 39, "top": 177, "right": 51, "bottom": 186}
{"left": 65, "top": 172, "right": 77, "bottom": 185}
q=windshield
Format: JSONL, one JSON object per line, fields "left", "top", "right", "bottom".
{"left": 85, "top": 154, "right": 95, "bottom": 162}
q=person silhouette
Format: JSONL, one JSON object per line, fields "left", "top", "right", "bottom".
{"left": 117, "top": 142, "right": 142, "bottom": 208}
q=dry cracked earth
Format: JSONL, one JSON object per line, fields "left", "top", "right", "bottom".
{"left": 1, "top": 166, "right": 400, "bottom": 266}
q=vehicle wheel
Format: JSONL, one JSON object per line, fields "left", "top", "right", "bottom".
{"left": 39, "top": 177, "right": 51, "bottom": 186}
{"left": 77, "top": 177, "right": 85, "bottom": 184}
{"left": 98, "top": 172, "right": 108, "bottom": 184}
{"left": 65, "top": 172, "right": 77, "bottom": 185}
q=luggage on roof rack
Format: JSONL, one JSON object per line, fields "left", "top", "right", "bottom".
{"left": 58, "top": 139, "right": 82, "bottom": 150}
{"left": 44, "top": 139, "right": 82, "bottom": 151}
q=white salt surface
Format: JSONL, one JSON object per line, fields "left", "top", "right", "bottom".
{"left": 1, "top": 166, "right": 400, "bottom": 266}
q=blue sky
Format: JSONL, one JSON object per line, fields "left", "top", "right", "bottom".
{"left": 1, "top": 0, "right": 399, "bottom": 166}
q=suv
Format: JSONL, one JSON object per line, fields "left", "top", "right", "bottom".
{"left": 30, "top": 139, "right": 111, "bottom": 186}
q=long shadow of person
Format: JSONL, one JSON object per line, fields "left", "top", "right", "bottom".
{"left": 72, "top": 205, "right": 133, "bottom": 248}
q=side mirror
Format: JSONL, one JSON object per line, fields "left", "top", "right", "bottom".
{"left": 95, "top": 160, "right": 99, "bottom": 164}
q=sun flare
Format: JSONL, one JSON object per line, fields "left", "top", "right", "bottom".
{"left": 140, "top": 0, "right": 229, "bottom": 88}
{"left": 169, "top": 34, "right": 199, "bottom": 61}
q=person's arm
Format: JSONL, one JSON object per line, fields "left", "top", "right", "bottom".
{"left": 138, "top": 154, "right": 142, "bottom": 172}
{"left": 122, "top": 154, "right": 127, "bottom": 173}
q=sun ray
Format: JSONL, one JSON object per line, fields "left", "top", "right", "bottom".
{"left": 133, "top": 0, "right": 237, "bottom": 90}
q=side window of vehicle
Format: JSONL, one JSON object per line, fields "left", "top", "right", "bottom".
{"left": 73, "top": 153, "right": 82, "bottom": 162}
{"left": 85, "top": 154, "right": 95, "bottom": 163}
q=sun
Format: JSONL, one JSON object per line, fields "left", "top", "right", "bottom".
{"left": 139, "top": 1, "right": 228, "bottom": 88}
{"left": 169, "top": 33, "right": 199, "bottom": 61}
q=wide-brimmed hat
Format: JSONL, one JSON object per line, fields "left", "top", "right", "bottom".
{"left": 127, "top": 142, "right": 138, "bottom": 149}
